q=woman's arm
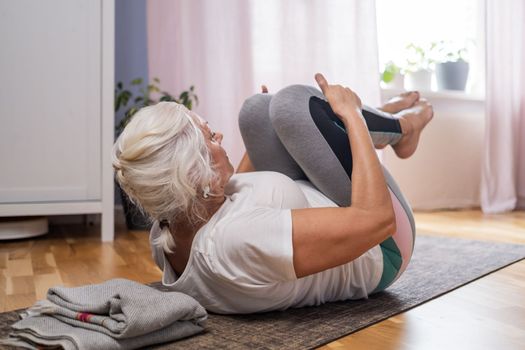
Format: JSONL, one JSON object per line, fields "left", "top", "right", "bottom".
{"left": 291, "top": 74, "right": 396, "bottom": 278}
{"left": 236, "top": 152, "right": 255, "bottom": 173}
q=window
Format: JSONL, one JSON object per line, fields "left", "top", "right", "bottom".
{"left": 376, "top": 0, "right": 484, "bottom": 95}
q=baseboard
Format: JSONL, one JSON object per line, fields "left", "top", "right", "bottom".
{"left": 411, "top": 199, "right": 481, "bottom": 211}
{"left": 47, "top": 214, "right": 96, "bottom": 225}
{"left": 518, "top": 196, "right": 525, "bottom": 210}
{"left": 114, "top": 205, "right": 126, "bottom": 225}
{"left": 48, "top": 205, "right": 126, "bottom": 226}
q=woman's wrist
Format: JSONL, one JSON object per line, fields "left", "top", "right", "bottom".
{"left": 340, "top": 107, "right": 364, "bottom": 126}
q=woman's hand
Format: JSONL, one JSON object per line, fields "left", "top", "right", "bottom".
{"left": 314, "top": 73, "right": 362, "bottom": 122}
{"left": 261, "top": 85, "right": 269, "bottom": 93}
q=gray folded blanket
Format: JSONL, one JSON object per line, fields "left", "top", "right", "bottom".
{"left": 0, "top": 278, "right": 207, "bottom": 350}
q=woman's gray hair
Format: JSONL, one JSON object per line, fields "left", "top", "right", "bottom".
{"left": 112, "top": 102, "right": 218, "bottom": 254}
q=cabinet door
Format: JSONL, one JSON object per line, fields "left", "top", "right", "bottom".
{"left": 0, "top": 0, "right": 102, "bottom": 203}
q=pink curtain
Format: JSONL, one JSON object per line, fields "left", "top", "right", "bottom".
{"left": 147, "top": 0, "right": 254, "bottom": 166}
{"left": 482, "top": 0, "right": 525, "bottom": 212}
{"left": 147, "top": 0, "right": 380, "bottom": 166}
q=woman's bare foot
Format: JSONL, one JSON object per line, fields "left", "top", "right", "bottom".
{"left": 380, "top": 91, "right": 420, "bottom": 114}
{"left": 392, "top": 99, "right": 434, "bottom": 159}
{"left": 373, "top": 91, "right": 421, "bottom": 149}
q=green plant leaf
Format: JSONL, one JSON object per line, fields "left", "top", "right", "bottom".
{"left": 148, "top": 84, "right": 160, "bottom": 93}
{"left": 121, "top": 90, "right": 131, "bottom": 106}
{"left": 114, "top": 78, "right": 199, "bottom": 133}
{"left": 382, "top": 70, "right": 395, "bottom": 83}
{"left": 161, "top": 92, "right": 175, "bottom": 102}
{"left": 115, "top": 95, "right": 122, "bottom": 112}
{"left": 116, "top": 119, "right": 126, "bottom": 135}
{"left": 127, "top": 106, "right": 138, "bottom": 118}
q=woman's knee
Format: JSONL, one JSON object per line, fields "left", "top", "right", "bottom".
{"left": 238, "top": 93, "right": 273, "bottom": 135}
{"left": 268, "top": 84, "right": 324, "bottom": 135}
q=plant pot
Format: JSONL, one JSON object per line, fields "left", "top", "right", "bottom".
{"left": 117, "top": 183, "right": 152, "bottom": 230}
{"left": 404, "top": 69, "right": 432, "bottom": 91}
{"left": 436, "top": 60, "right": 469, "bottom": 91}
{"left": 383, "top": 73, "right": 405, "bottom": 89}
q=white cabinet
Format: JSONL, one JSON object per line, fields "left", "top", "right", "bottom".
{"left": 0, "top": 0, "right": 115, "bottom": 240}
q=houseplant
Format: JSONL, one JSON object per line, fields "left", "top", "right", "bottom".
{"left": 433, "top": 40, "right": 470, "bottom": 91}
{"left": 115, "top": 78, "right": 198, "bottom": 230}
{"left": 403, "top": 42, "right": 436, "bottom": 91}
{"left": 381, "top": 61, "right": 404, "bottom": 89}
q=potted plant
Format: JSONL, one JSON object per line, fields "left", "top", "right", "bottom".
{"left": 433, "top": 40, "right": 470, "bottom": 91}
{"left": 115, "top": 78, "right": 198, "bottom": 230}
{"left": 381, "top": 61, "right": 404, "bottom": 89}
{"left": 403, "top": 42, "right": 436, "bottom": 91}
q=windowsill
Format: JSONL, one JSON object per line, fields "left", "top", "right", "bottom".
{"left": 381, "top": 87, "right": 485, "bottom": 102}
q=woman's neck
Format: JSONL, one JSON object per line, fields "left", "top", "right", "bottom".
{"left": 172, "top": 194, "right": 227, "bottom": 242}
{"left": 167, "top": 196, "right": 227, "bottom": 275}
{"left": 203, "top": 194, "right": 227, "bottom": 217}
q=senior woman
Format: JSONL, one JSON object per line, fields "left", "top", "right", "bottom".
{"left": 112, "top": 73, "right": 433, "bottom": 314}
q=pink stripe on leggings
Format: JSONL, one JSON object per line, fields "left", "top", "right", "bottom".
{"left": 388, "top": 189, "right": 414, "bottom": 279}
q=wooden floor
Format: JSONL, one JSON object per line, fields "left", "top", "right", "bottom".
{"left": 1, "top": 210, "right": 524, "bottom": 349}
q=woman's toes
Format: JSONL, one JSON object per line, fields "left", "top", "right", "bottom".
{"left": 413, "top": 100, "right": 434, "bottom": 123}
{"left": 380, "top": 91, "right": 420, "bottom": 114}
{"left": 400, "top": 90, "right": 420, "bottom": 101}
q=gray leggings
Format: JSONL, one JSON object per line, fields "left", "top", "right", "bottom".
{"left": 238, "top": 85, "right": 416, "bottom": 292}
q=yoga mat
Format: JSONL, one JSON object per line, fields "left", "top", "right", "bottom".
{"left": 1, "top": 235, "right": 524, "bottom": 350}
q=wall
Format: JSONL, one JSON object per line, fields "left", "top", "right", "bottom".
{"left": 114, "top": 0, "right": 149, "bottom": 206}
{"left": 381, "top": 90, "right": 485, "bottom": 210}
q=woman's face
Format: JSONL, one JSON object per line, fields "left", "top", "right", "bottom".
{"left": 191, "top": 112, "right": 235, "bottom": 188}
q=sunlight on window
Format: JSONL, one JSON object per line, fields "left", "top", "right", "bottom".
{"left": 376, "top": 0, "right": 484, "bottom": 95}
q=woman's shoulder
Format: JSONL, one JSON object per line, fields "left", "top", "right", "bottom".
{"left": 226, "top": 171, "right": 309, "bottom": 210}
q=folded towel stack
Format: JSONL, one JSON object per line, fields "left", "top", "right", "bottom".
{"left": 0, "top": 278, "right": 207, "bottom": 350}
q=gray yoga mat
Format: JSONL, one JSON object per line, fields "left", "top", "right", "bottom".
{"left": 1, "top": 235, "right": 524, "bottom": 350}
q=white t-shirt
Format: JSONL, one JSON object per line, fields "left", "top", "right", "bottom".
{"left": 150, "top": 171, "right": 383, "bottom": 314}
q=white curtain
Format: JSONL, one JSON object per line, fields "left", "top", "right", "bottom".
{"left": 147, "top": 0, "right": 381, "bottom": 166}
{"left": 481, "top": 0, "right": 525, "bottom": 213}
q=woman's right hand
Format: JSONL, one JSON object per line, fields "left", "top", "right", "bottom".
{"left": 314, "top": 73, "right": 362, "bottom": 122}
